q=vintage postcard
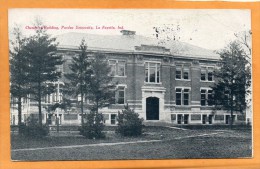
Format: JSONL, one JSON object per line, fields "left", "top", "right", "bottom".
{"left": 1, "top": 1, "right": 260, "bottom": 169}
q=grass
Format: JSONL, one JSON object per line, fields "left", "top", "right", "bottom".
{"left": 176, "top": 124, "right": 252, "bottom": 130}
{"left": 11, "top": 126, "right": 252, "bottom": 161}
{"left": 10, "top": 126, "right": 197, "bottom": 149}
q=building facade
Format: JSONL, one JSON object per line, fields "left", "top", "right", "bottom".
{"left": 10, "top": 30, "right": 247, "bottom": 126}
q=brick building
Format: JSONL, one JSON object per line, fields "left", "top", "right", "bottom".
{"left": 10, "top": 30, "right": 247, "bottom": 126}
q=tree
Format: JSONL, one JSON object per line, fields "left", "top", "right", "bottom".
{"left": 212, "top": 41, "right": 251, "bottom": 128}
{"left": 116, "top": 104, "right": 143, "bottom": 136}
{"left": 10, "top": 26, "right": 29, "bottom": 133}
{"left": 87, "top": 54, "right": 116, "bottom": 113}
{"left": 234, "top": 30, "right": 252, "bottom": 116}
{"left": 79, "top": 111, "right": 105, "bottom": 139}
{"left": 64, "top": 39, "right": 91, "bottom": 126}
{"left": 79, "top": 54, "right": 116, "bottom": 139}
{"left": 24, "top": 21, "right": 63, "bottom": 127}
{"left": 234, "top": 30, "right": 252, "bottom": 58}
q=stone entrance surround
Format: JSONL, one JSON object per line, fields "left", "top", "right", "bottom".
{"left": 141, "top": 86, "right": 166, "bottom": 121}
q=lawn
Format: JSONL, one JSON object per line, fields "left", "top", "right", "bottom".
{"left": 11, "top": 126, "right": 252, "bottom": 161}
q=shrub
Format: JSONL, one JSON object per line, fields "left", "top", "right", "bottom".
{"left": 116, "top": 105, "right": 144, "bottom": 136}
{"left": 20, "top": 117, "right": 49, "bottom": 137}
{"left": 79, "top": 111, "right": 105, "bottom": 139}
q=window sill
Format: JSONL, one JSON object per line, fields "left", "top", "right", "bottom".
{"left": 175, "top": 79, "right": 191, "bottom": 81}
{"left": 111, "top": 75, "right": 127, "bottom": 78}
{"left": 144, "top": 82, "right": 162, "bottom": 85}
{"left": 175, "top": 105, "right": 191, "bottom": 107}
{"left": 200, "top": 80, "right": 215, "bottom": 82}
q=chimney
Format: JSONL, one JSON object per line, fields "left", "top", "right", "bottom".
{"left": 120, "top": 30, "right": 136, "bottom": 35}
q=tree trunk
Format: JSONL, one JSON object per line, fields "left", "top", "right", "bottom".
{"left": 230, "top": 110, "right": 233, "bottom": 130}
{"left": 96, "top": 99, "right": 99, "bottom": 114}
{"left": 18, "top": 96, "right": 22, "bottom": 134}
{"left": 81, "top": 96, "right": 84, "bottom": 126}
{"left": 80, "top": 89, "right": 84, "bottom": 126}
{"left": 230, "top": 75, "right": 234, "bottom": 130}
{"left": 230, "top": 93, "right": 234, "bottom": 130}
{"left": 38, "top": 82, "right": 42, "bottom": 127}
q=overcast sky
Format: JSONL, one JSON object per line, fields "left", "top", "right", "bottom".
{"left": 9, "top": 9, "right": 251, "bottom": 50}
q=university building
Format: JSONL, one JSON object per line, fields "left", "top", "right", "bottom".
{"left": 10, "top": 30, "right": 248, "bottom": 126}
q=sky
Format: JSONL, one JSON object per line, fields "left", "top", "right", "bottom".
{"left": 8, "top": 9, "right": 251, "bottom": 50}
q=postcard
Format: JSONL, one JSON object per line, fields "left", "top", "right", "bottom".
{"left": 1, "top": 1, "right": 260, "bottom": 169}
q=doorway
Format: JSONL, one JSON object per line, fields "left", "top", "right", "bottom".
{"left": 146, "top": 97, "right": 159, "bottom": 120}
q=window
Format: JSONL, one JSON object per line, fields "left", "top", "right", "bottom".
{"left": 118, "top": 61, "right": 125, "bottom": 76}
{"left": 201, "top": 89, "right": 213, "bottom": 106}
{"left": 171, "top": 114, "right": 176, "bottom": 122}
{"left": 109, "top": 60, "right": 126, "bottom": 76}
{"left": 201, "top": 67, "right": 206, "bottom": 81}
{"left": 177, "top": 114, "right": 182, "bottom": 124}
{"left": 201, "top": 90, "right": 206, "bottom": 106}
{"left": 183, "top": 114, "right": 189, "bottom": 124}
{"left": 45, "top": 94, "right": 51, "bottom": 103}
{"left": 176, "top": 65, "right": 190, "bottom": 80}
{"left": 52, "top": 84, "right": 63, "bottom": 103}
{"left": 47, "top": 83, "right": 63, "bottom": 103}
{"left": 202, "top": 114, "right": 214, "bottom": 124}
{"left": 201, "top": 66, "right": 214, "bottom": 81}
{"left": 177, "top": 114, "right": 189, "bottom": 124}
{"left": 118, "top": 87, "right": 125, "bottom": 104}
{"left": 109, "top": 60, "right": 116, "bottom": 76}
{"left": 176, "top": 65, "right": 182, "bottom": 79}
{"left": 208, "top": 115, "right": 213, "bottom": 124}
{"left": 53, "top": 93, "right": 57, "bottom": 102}
{"left": 207, "top": 90, "right": 213, "bottom": 106}
{"left": 183, "top": 66, "right": 190, "bottom": 80}
{"left": 225, "top": 115, "right": 235, "bottom": 125}
{"left": 145, "top": 62, "right": 160, "bottom": 83}
{"left": 202, "top": 115, "right": 207, "bottom": 124}
{"left": 208, "top": 67, "right": 214, "bottom": 81}
{"left": 183, "top": 89, "right": 189, "bottom": 105}
{"left": 176, "top": 88, "right": 182, "bottom": 105}
{"left": 115, "top": 86, "right": 125, "bottom": 104}
{"left": 111, "top": 114, "right": 117, "bottom": 125}
{"left": 176, "top": 88, "right": 190, "bottom": 105}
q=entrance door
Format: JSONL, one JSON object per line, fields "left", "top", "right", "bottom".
{"left": 146, "top": 97, "right": 159, "bottom": 120}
